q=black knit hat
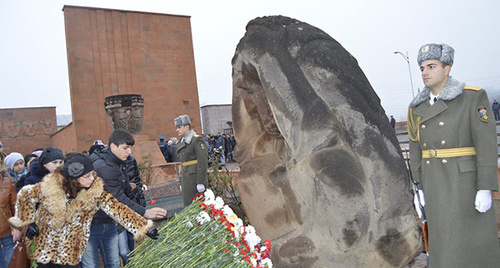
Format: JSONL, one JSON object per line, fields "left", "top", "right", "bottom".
{"left": 62, "top": 153, "right": 94, "bottom": 179}
{"left": 39, "top": 147, "right": 64, "bottom": 167}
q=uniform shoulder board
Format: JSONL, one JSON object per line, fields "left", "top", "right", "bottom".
{"left": 463, "top": 86, "right": 482, "bottom": 91}
{"left": 194, "top": 134, "right": 200, "bottom": 137}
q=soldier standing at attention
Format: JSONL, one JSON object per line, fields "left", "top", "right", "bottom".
{"left": 174, "top": 115, "right": 208, "bottom": 207}
{"left": 407, "top": 43, "right": 500, "bottom": 267}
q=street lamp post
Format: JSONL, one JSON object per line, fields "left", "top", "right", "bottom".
{"left": 394, "top": 51, "right": 415, "bottom": 98}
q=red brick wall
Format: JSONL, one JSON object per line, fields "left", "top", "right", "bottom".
{"left": 63, "top": 6, "right": 201, "bottom": 152}
{"left": 51, "top": 123, "right": 78, "bottom": 154}
{"left": 0, "top": 107, "right": 57, "bottom": 155}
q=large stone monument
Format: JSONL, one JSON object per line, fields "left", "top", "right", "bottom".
{"left": 232, "top": 16, "right": 422, "bottom": 267}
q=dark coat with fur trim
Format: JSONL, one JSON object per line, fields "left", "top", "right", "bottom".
{"left": 8, "top": 173, "right": 153, "bottom": 266}
{"left": 408, "top": 77, "right": 500, "bottom": 267}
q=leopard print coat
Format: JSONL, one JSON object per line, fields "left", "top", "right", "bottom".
{"left": 8, "top": 172, "right": 153, "bottom": 265}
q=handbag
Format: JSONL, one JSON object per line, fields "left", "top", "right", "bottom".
{"left": 8, "top": 226, "right": 30, "bottom": 268}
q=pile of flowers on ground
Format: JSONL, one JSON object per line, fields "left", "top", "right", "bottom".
{"left": 126, "top": 189, "right": 273, "bottom": 268}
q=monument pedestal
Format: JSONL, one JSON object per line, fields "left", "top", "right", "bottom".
{"left": 132, "top": 135, "right": 180, "bottom": 190}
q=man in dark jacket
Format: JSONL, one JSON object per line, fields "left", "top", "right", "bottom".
{"left": 175, "top": 115, "right": 208, "bottom": 207}
{"left": 158, "top": 136, "right": 168, "bottom": 160}
{"left": 81, "top": 129, "right": 166, "bottom": 268}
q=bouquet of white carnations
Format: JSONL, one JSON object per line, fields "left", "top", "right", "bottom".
{"left": 126, "top": 189, "right": 273, "bottom": 268}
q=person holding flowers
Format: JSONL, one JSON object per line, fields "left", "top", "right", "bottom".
{"left": 8, "top": 153, "right": 159, "bottom": 267}
{"left": 84, "top": 129, "right": 166, "bottom": 267}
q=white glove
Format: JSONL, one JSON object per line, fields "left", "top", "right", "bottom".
{"left": 413, "top": 190, "right": 425, "bottom": 219}
{"left": 196, "top": 184, "right": 206, "bottom": 193}
{"left": 475, "top": 190, "right": 492, "bottom": 213}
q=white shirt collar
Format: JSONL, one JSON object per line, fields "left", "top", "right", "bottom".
{"left": 429, "top": 92, "right": 440, "bottom": 105}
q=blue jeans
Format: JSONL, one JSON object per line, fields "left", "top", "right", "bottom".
{"left": 0, "top": 235, "right": 14, "bottom": 267}
{"left": 118, "top": 231, "right": 134, "bottom": 265}
{"left": 81, "top": 222, "right": 119, "bottom": 268}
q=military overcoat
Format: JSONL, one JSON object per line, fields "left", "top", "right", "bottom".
{"left": 176, "top": 130, "right": 208, "bottom": 206}
{"left": 408, "top": 77, "right": 500, "bottom": 267}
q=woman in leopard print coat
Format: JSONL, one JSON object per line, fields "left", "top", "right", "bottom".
{"left": 8, "top": 153, "right": 157, "bottom": 267}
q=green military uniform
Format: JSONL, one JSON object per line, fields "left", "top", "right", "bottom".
{"left": 408, "top": 77, "right": 500, "bottom": 267}
{"left": 176, "top": 129, "right": 208, "bottom": 206}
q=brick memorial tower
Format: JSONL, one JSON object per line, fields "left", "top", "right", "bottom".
{"left": 62, "top": 5, "right": 202, "bottom": 153}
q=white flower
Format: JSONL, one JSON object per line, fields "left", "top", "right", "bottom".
{"left": 233, "top": 218, "right": 244, "bottom": 239}
{"left": 245, "top": 225, "right": 256, "bottom": 235}
{"left": 244, "top": 225, "right": 261, "bottom": 250}
{"left": 185, "top": 221, "right": 193, "bottom": 228}
{"left": 261, "top": 258, "right": 273, "bottom": 268}
{"left": 222, "top": 205, "right": 234, "bottom": 217}
{"left": 142, "top": 184, "right": 148, "bottom": 191}
{"left": 204, "top": 189, "right": 216, "bottom": 206}
{"left": 214, "top": 197, "right": 224, "bottom": 209}
{"left": 234, "top": 218, "right": 243, "bottom": 229}
{"left": 196, "top": 211, "right": 211, "bottom": 225}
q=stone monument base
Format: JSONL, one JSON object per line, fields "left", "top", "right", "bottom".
{"left": 132, "top": 135, "right": 180, "bottom": 188}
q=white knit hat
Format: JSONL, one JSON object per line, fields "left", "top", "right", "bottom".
{"left": 4, "top": 152, "right": 24, "bottom": 170}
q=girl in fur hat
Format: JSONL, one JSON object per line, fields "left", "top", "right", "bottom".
{"left": 8, "top": 153, "right": 159, "bottom": 267}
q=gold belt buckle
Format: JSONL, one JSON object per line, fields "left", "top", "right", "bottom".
{"left": 429, "top": 149, "right": 437, "bottom": 158}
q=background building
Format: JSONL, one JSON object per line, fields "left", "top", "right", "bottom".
{"left": 0, "top": 107, "right": 57, "bottom": 154}
{"left": 200, "top": 104, "right": 232, "bottom": 135}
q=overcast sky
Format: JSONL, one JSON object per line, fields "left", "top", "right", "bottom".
{"left": 1, "top": 0, "right": 500, "bottom": 121}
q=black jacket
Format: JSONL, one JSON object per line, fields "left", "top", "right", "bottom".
{"left": 23, "top": 160, "right": 49, "bottom": 187}
{"left": 90, "top": 148, "right": 146, "bottom": 223}
{"left": 123, "top": 154, "right": 146, "bottom": 207}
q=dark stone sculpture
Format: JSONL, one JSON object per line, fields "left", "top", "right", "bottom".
{"left": 232, "top": 16, "right": 422, "bottom": 267}
{"left": 104, "top": 94, "right": 144, "bottom": 134}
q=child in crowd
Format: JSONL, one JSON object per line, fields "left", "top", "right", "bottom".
{"left": 24, "top": 147, "right": 64, "bottom": 187}
{"left": 4, "top": 152, "right": 27, "bottom": 183}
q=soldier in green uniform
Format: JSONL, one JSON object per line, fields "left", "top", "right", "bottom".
{"left": 408, "top": 43, "right": 500, "bottom": 267}
{"left": 174, "top": 115, "right": 208, "bottom": 207}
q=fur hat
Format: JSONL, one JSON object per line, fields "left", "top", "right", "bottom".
{"left": 62, "top": 153, "right": 94, "bottom": 179}
{"left": 4, "top": 153, "right": 24, "bottom": 170}
{"left": 174, "top": 115, "right": 192, "bottom": 127}
{"left": 39, "top": 147, "right": 64, "bottom": 167}
{"left": 417, "top": 43, "right": 454, "bottom": 66}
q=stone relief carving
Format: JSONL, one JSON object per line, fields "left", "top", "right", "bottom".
{"left": 104, "top": 94, "right": 144, "bottom": 134}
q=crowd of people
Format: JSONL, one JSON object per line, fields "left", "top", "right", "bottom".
{"left": 158, "top": 132, "right": 237, "bottom": 166}
{"left": 0, "top": 129, "right": 165, "bottom": 267}
{"left": 0, "top": 115, "right": 231, "bottom": 267}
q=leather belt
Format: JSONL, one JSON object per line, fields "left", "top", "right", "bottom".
{"left": 421, "top": 147, "right": 476, "bottom": 159}
{"left": 181, "top": 159, "right": 198, "bottom": 166}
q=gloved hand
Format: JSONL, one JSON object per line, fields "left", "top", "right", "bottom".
{"left": 196, "top": 184, "right": 206, "bottom": 193}
{"left": 146, "top": 228, "right": 159, "bottom": 240}
{"left": 475, "top": 190, "right": 492, "bottom": 213}
{"left": 413, "top": 190, "right": 425, "bottom": 219}
{"left": 26, "top": 223, "right": 39, "bottom": 239}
